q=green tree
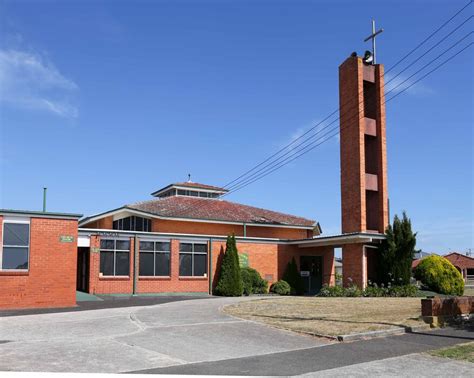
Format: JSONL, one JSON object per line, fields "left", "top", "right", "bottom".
{"left": 414, "top": 255, "right": 464, "bottom": 295}
{"left": 215, "top": 235, "right": 243, "bottom": 296}
{"left": 283, "top": 257, "right": 305, "bottom": 295}
{"left": 378, "top": 212, "right": 418, "bottom": 285}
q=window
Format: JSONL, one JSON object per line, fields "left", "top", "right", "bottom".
{"left": 100, "top": 239, "right": 130, "bottom": 276}
{"left": 113, "top": 216, "right": 151, "bottom": 232}
{"left": 1, "top": 221, "right": 30, "bottom": 270}
{"left": 179, "top": 242, "right": 208, "bottom": 277}
{"left": 139, "top": 240, "right": 171, "bottom": 276}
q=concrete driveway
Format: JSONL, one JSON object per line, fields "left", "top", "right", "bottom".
{"left": 0, "top": 297, "right": 329, "bottom": 373}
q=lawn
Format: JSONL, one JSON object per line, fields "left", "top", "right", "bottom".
{"left": 428, "top": 342, "right": 474, "bottom": 363}
{"left": 224, "top": 297, "right": 424, "bottom": 337}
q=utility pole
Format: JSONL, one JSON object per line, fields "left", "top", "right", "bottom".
{"left": 43, "top": 187, "right": 47, "bottom": 212}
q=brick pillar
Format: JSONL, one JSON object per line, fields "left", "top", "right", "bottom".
{"left": 339, "top": 55, "right": 389, "bottom": 289}
{"left": 339, "top": 56, "right": 389, "bottom": 234}
{"left": 342, "top": 244, "right": 367, "bottom": 288}
{"left": 89, "top": 235, "right": 100, "bottom": 294}
{"left": 171, "top": 239, "right": 180, "bottom": 280}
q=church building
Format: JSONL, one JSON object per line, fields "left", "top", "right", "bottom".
{"left": 0, "top": 54, "right": 389, "bottom": 308}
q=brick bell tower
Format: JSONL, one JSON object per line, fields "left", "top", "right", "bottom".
{"left": 339, "top": 54, "right": 389, "bottom": 288}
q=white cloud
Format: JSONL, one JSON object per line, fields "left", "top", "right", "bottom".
{"left": 0, "top": 49, "right": 79, "bottom": 118}
{"left": 384, "top": 72, "right": 434, "bottom": 97}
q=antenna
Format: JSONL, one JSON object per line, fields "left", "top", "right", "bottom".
{"left": 187, "top": 173, "right": 191, "bottom": 182}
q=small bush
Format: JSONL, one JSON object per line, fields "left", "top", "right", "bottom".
{"left": 345, "top": 284, "right": 363, "bottom": 297}
{"left": 317, "top": 284, "right": 346, "bottom": 297}
{"left": 270, "top": 280, "right": 291, "bottom": 295}
{"left": 241, "top": 267, "right": 268, "bottom": 296}
{"left": 318, "top": 283, "right": 418, "bottom": 297}
{"left": 387, "top": 284, "right": 417, "bottom": 297}
{"left": 282, "top": 257, "right": 305, "bottom": 295}
{"left": 414, "top": 255, "right": 464, "bottom": 296}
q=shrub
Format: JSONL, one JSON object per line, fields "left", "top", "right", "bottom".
{"left": 378, "top": 212, "right": 418, "bottom": 285}
{"left": 270, "top": 280, "right": 291, "bottom": 295}
{"left": 414, "top": 255, "right": 464, "bottom": 296}
{"left": 345, "top": 284, "right": 363, "bottom": 297}
{"left": 215, "top": 235, "right": 243, "bottom": 296}
{"left": 241, "top": 267, "right": 268, "bottom": 295}
{"left": 363, "top": 282, "right": 386, "bottom": 297}
{"left": 282, "top": 257, "right": 305, "bottom": 295}
{"left": 317, "top": 284, "right": 346, "bottom": 297}
{"left": 318, "top": 283, "right": 417, "bottom": 297}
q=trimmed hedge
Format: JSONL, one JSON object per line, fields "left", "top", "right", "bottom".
{"left": 414, "top": 255, "right": 464, "bottom": 296}
{"left": 270, "top": 280, "right": 291, "bottom": 295}
{"left": 241, "top": 267, "right": 268, "bottom": 295}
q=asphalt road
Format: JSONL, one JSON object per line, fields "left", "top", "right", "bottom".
{"left": 132, "top": 327, "right": 474, "bottom": 376}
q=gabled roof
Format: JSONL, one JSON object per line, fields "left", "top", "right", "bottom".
{"left": 128, "top": 196, "right": 315, "bottom": 227}
{"left": 151, "top": 181, "right": 228, "bottom": 197}
{"left": 444, "top": 252, "right": 474, "bottom": 269}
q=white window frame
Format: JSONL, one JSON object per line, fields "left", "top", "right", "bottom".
{"left": 1, "top": 217, "right": 31, "bottom": 271}
{"left": 99, "top": 238, "right": 131, "bottom": 277}
{"left": 139, "top": 239, "right": 171, "bottom": 277}
{"left": 179, "top": 241, "right": 208, "bottom": 277}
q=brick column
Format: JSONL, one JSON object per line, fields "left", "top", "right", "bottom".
{"left": 342, "top": 244, "right": 367, "bottom": 289}
{"left": 170, "top": 239, "right": 180, "bottom": 280}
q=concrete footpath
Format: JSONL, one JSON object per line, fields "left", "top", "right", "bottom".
{"left": 298, "top": 353, "right": 473, "bottom": 377}
{"left": 133, "top": 327, "right": 473, "bottom": 376}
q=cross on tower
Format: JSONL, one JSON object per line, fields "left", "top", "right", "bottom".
{"left": 364, "top": 19, "right": 384, "bottom": 64}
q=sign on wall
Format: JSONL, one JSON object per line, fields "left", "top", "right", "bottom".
{"left": 239, "top": 252, "right": 249, "bottom": 268}
{"left": 59, "top": 235, "right": 75, "bottom": 243}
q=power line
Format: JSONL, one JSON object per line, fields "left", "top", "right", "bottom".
{"left": 168, "top": 39, "right": 472, "bottom": 218}
{"left": 166, "top": 7, "right": 473, "bottom": 217}
{"left": 227, "top": 41, "right": 473, "bottom": 195}
{"left": 385, "top": 0, "right": 472, "bottom": 75}
{"left": 222, "top": 1, "right": 472, "bottom": 190}
{"left": 225, "top": 31, "right": 473, "bottom": 192}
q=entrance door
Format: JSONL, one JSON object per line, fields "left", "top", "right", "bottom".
{"left": 77, "top": 247, "right": 90, "bottom": 292}
{"left": 300, "top": 256, "right": 323, "bottom": 295}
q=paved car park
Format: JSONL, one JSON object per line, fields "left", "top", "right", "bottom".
{"left": 1, "top": 297, "right": 472, "bottom": 375}
{"left": 0, "top": 297, "right": 329, "bottom": 373}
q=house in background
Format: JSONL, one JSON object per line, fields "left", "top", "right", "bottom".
{"left": 412, "top": 252, "right": 474, "bottom": 287}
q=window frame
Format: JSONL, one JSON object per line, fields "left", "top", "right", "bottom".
{"left": 1, "top": 217, "right": 30, "bottom": 271}
{"left": 179, "top": 241, "right": 208, "bottom": 277}
{"left": 99, "top": 238, "right": 131, "bottom": 277}
{"left": 113, "top": 216, "right": 151, "bottom": 232}
{"left": 139, "top": 239, "right": 171, "bottom": 277}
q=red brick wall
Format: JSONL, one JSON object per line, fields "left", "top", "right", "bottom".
{"left": 85, "top": 235, "right": 334, "bottom": 295}
{"left": 0, "top": 216, "right": 78, "bottom": 309}
{"left": 88, "top": 235, "right": 136, "bottom": 295}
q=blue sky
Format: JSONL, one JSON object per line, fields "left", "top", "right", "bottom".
{"left": 0, "top": 0, "right": 472, "bottom": 253}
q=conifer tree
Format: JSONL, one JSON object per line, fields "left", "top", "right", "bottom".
{"left": 378, "top": 212, "right": 418, "bottom": 285}
{"left": 215, "top": 235, "right": 243, "bottom": 296}
{"left": 283, "top": 257, "right": 305, "bottom": 295}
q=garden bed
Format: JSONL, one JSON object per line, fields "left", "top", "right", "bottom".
{"left": 224, "top": 297, "right": 424, "bottom": 337}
